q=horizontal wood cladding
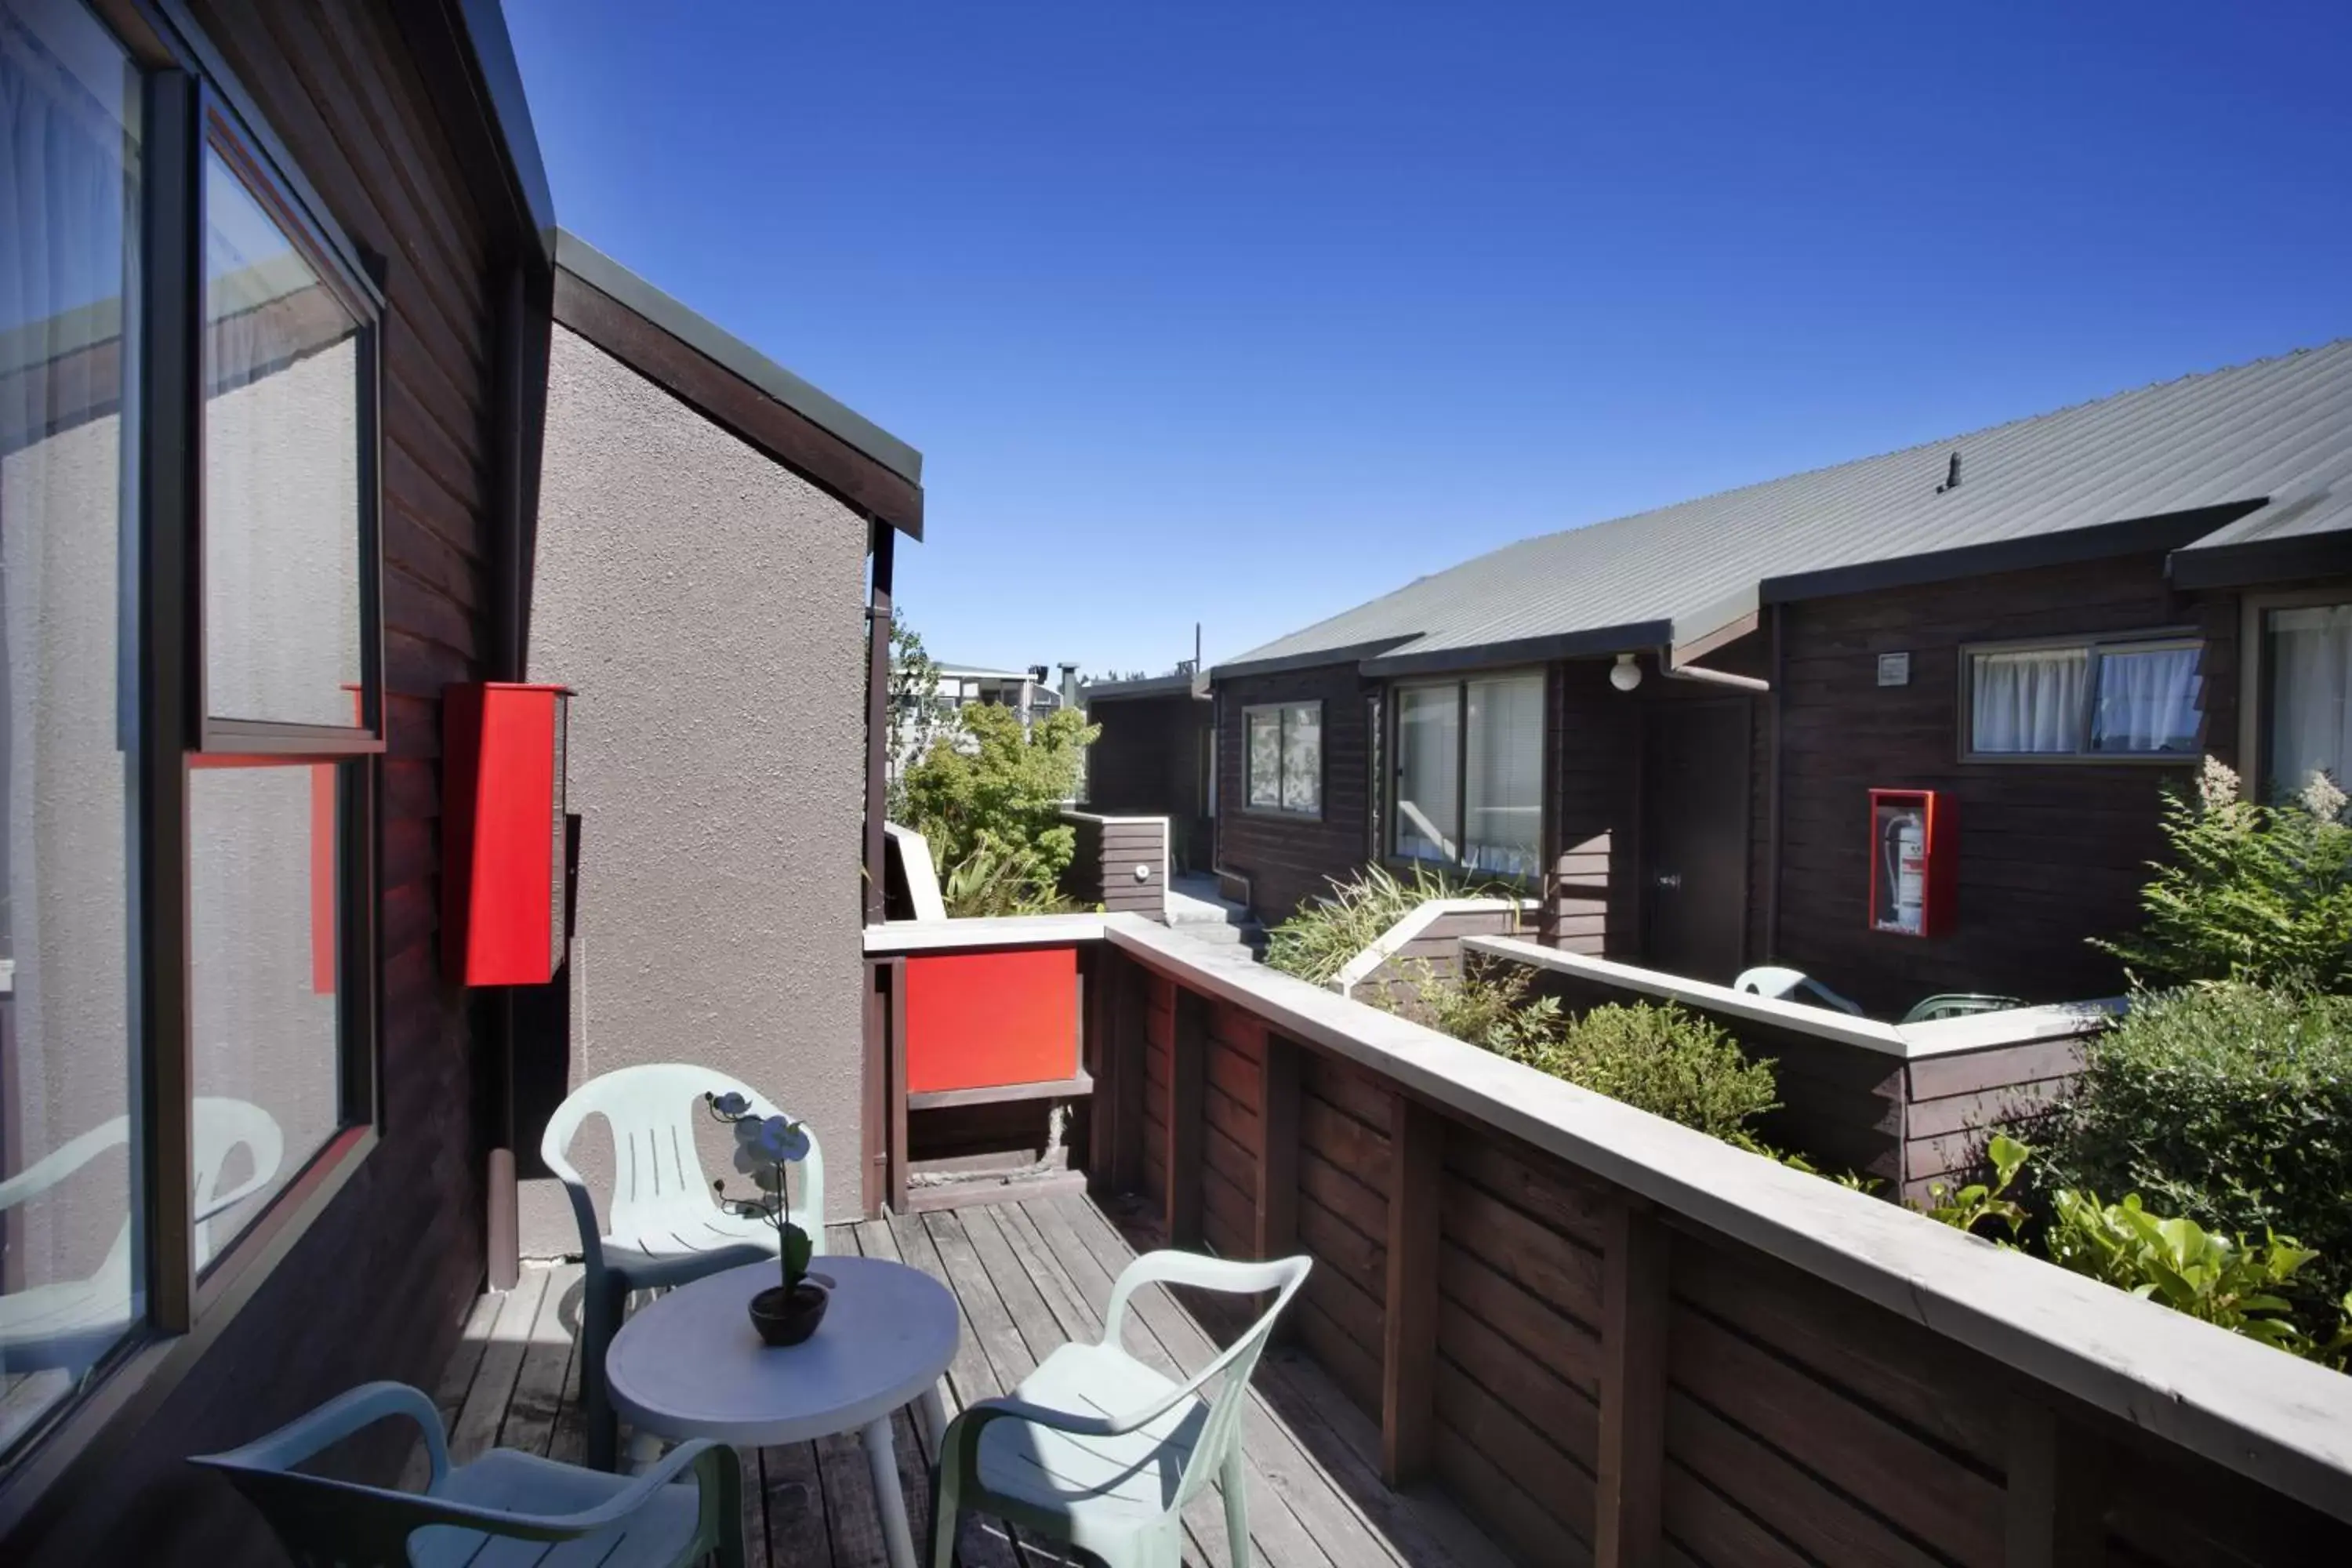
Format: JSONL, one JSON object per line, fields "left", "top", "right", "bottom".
{"left": 1061, "top": 815, "right": 1167, "bottom": 918}
{"left": 1773, "top": 554, "right": 2238, "bottom": 1016}
{"left": 1092, "top": 946, "right": 2352, "bottom": 1568}
{"left": 13, "top": 5, "right": 510, "bottom": 1565}
{"left": 1350, "top": 906, "right": 1529, "bottom": 1010}
{"left": 1216, "top": 665, "right": 1375, "bottom": 924}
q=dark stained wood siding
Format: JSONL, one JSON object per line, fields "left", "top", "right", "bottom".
{"left": 14, "top": 5, "right": 510, "bottom": 1561}
{"left": 1773, "top": 553, "right": 2236, "bottom": 1016}
{"left": 1216, "top": 665, "right": 1375, "bottom": 923}
{"left": 1060, "top": 815, "right": 1168, "bottom": 918}
{"left": 1083, "top": 693, "right": 1213, "bottom": 870}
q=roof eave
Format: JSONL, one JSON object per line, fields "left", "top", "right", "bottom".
{"left": 1359, "top": 622, "right": 1675, "bottom": 678}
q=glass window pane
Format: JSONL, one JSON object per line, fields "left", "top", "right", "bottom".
{"left": 1465, "top": 674, "right": 1543, "bottom": 877}
{"left": 1395, "top": 685, "right": 1459, "bottom": 861}
{"left": 1280, "top": 703, "right": 1319, "bottom": 815}
{"left": 1245, "top": 708, "right": 1281, "bottom": 808}
{"left": 1969, "top": 648, "right": 2089, "bottom": 753}
{"left": 187, "top": 764, "right": 344, "bottom": 1263}
{"left": 2266, "top": 604, "right": 2352, "bottom": 800}
{"left": 0, "top": 0, "right": 143, "bottom": 1455}
{"left": 202, "top": 147, "right": 364, "bottom": 728}
{"left": 2092, "top": 644, "right": 2201, "bottom": 754}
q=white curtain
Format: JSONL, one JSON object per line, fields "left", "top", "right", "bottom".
{"left": 2092, "top": 644, "right": 2201, "bottom": 753}
{"left": 1465, "top": 673, "right": 1542, "bottom": 877}
{"left": 1394, "top": 684, "right": 1457, "bottom": 860}
{"left": 1279, "top": 703, "right": 1320, "bottom": 814}
{"left": 2269, "top": 604, "right": 2352, "bottom": 799}
{"left": 1971, "top": 648, "right": 2089, "bottom": 753}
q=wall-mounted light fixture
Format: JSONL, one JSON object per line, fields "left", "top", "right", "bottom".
{"left": 1610, "top": 653, "right": 1643, "bottom": 693}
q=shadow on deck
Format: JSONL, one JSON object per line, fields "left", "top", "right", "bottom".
{"left": 419, "top": 1191, "right": 1511, "bottom": 1567}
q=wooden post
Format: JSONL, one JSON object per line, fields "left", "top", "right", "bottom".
{"left": 884, "top": 956, "right": 909, "bottom": 1214}
{"left": 1254, "top": 1036, "right": 1301, "bottom": 1260}
{"left": 1595, "top": 1198, "right": 1669, "bottom": 1568}
{"left": 1381, "top": 1094, "right": 1443, "bottom": 1487}
{"left": 1166, "top": 989, "right": 1207, "bottom": 1246}
{"left": 1113, "top": 964, "right": 1147, "bottom": 1193}
{"left": 1082, "top": 946, "right": 1115, "bottom": 1191}
{"left": 862, "top": 959, "right": 887, "bottom": 1218}
{"left": 2004, "top": 1400, "right": 2106, "bottom": 1567}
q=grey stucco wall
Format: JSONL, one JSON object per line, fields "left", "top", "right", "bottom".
{"left": 521, "top": 324, "right": 870, "bottom": 1249}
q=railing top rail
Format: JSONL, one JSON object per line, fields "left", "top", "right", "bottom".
{"left": 1462, "top": 934, "right": 2118, "bottom": 1061}
{"left": 1089, "top": 916, "right": 2352, "bottom": 1526}
{"left": 864, "top": 913, "right": 1106, "bottom": 955}
{"left": 1329, "top": 898, "right": 1538, "bottom": 996}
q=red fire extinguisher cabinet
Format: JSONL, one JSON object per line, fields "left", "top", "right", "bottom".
{"left": 1867, "top": 788, "right": 1955, "bottom": 938}
{"left": 444, "top": 682, "right": 572, "bottom": 985}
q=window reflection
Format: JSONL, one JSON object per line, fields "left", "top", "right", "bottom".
{"left": 201, "top": 147, "right": 364, "bottom": 729}
{"left": 186, "top": 764, "right": 343, "bottom": 1262}
{"left": 0, "top": 0, "right": 143, "bottom": 1457}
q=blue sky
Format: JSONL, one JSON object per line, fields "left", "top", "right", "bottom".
{"left": 505, "top": 1, "right": 2352, "bottom": 677}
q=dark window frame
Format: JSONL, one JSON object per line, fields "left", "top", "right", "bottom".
{"left": 0, "top": 2, "right": 386, "bottom": 1515}
{"left": 1956, "top": 629, "right": 2206, "bottom": 764}
{"left": 1240, "top": 700, "right": 1323, "bottom": 819}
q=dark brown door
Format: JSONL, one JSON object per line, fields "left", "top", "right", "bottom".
{"left": 1640, "top": 699, "right": 1752, "bottom": 981}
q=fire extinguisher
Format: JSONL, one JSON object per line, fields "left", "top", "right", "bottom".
{"left": 1882, "top": 809, "right": 1926, "bottom": 935}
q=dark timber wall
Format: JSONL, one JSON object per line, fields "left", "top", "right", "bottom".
{"left": 1061, "top": 812, "right": 1168, "bottom": 919}
{"left": 1083, "top": 938, "right": 2351, "bottom": 1567}
{"left": 15, "top": 5, "right": 511, "bottom": 1563}
{"left": 1773, "top": 553, "right": 2238, "bottom": 1016}
{"left": 1216, "top": 664, "right": 1375, "bottom": 923}
{"left": 1084, "top": 693, "right": 1213, "bottom": 872}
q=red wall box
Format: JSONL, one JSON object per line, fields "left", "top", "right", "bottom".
{"left": 443, "top": 682, "right": 572, "bottom": 985}
{"left": 1866, "top": 787, "right": 1956, "bottom": 939}
{"left": 902, "top": 949, "right": 1080, "bottom": 1094}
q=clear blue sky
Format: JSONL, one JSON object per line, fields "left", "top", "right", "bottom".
{"left": 505, "top": 0, "right": 2352, "bottom": 677}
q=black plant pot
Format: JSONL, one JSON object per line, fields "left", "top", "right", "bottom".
{"left": 748, "top": 1281, "right": 829, "bottom": 1347}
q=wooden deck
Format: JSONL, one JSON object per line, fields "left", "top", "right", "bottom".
{"left": 418, "top": 1190, "right": 1512, "bottom": 1567}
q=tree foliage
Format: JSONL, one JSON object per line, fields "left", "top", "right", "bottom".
{"left": 899, "top": 702, "right": 1098, "bottom": 915}
{"left": 884, "top": 612, "right": 945, "bottom": 822}
{"left": 2092, "top": 758, "right": 2352, "bottom": 993}
{"left": 1261, "top": 865, "right": 1499, "bottom": 985}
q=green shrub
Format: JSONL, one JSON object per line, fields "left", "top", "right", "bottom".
{"left": 2036, "top": 982, "right": 2352, "bottom": 1307}
{"left": 938, "top": 830, "right": 1077, "bottom": 919}
{"left": 2092, "top": 758, "right": 2352, "bottom": 993}
{"left": 2043, "top": 1189, "right": 2326, "bottom": 1352}
{"left": 1918, "top": 1132, "right": 2031, "bottom": 1242}
{"left": 1262, "top": 865, "right": 1497, "bottom": 985}
{"left": 1534, "top": 1001, "right": 1779, "bottom": 1142}
{"left": 900, "top": 701, "right": 1098, "bottom": 898}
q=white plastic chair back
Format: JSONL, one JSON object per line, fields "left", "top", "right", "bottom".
{"left": 539, "top": 1063, "right": 825, "bottom": 1255}
{"left": 1734, "top": 965, "right": 1865, "bottom": 1017}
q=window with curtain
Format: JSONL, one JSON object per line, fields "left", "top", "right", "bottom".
{"left": 2265, "top": 603, "right": 2352, "bottom": 800}
{"left": 0, "top": 0, "right": 144, "bottom": 1458}
{"left": 1965, "top": 637, "right": 2201, "bottom": 759}
{"left": 1243, "top": 702, "right": 1319, "bottom": 816}
{"left": 1394, "top": 671, "right": 1544, "bottom": 877}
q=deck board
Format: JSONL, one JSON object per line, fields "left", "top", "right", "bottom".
{"left": 428, "top": 1192, "right": 1512, "bottom": 1566}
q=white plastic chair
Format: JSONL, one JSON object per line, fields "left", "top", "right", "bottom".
{"left": 1734, "top": 964, "right": 1865, "bottom": 1017}
{"left": 540, "top": 1063, "right": 825, "bottom": 1469}
{"left": 0, "top": 1098, "right": 282, "bottom": 1373}
{"left": 191, "top": 1379, "right": 742, "bottom": 1566}
{"left": 930, "top": 1250, "right": 1311, "bottom": 1568}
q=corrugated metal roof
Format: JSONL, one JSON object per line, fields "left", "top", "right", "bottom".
{"left": 1221, "top": 340, "right": 2352, "bottom": 676}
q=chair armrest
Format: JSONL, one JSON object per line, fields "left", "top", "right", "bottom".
{"left": 194, "top": 1381, "right": 451, "bottom": 1488}
{"left": 1101, "top": 1250, "right": 1307, "bottom": 1348}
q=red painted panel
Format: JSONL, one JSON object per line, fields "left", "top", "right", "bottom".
{"left": 443, "top": 682, "right": 572, "bottom": 985}
{"left": 904, "top": 949, "right": 1080, "bottom": 1093}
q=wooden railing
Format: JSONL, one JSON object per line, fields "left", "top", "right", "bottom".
{"left": 865, "top": 914, "right": 2352, "bottom": 1567}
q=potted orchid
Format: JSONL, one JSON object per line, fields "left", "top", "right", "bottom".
{"left": 704, "top": 1091, "right": 826, "bottom": 1345}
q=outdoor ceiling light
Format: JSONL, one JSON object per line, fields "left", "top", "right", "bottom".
{"left": 1610, "top": 653, "right": 1643, "bottom": 692}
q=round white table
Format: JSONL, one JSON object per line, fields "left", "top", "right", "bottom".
{"left": 605, "top": 1255, "right": 959, "bottom": 1568}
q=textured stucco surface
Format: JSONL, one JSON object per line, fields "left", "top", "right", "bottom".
{"left": 521, "top": 325, "right": 869, "bottom": 1248}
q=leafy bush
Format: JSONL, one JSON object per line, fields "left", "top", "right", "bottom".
{"left": 938, "top": 830, "right": 1073, "bottom": 919}
{"left": 2036, "top": 982, "right": 2352, "bottom": 1308}
{"left": 1262, "top": 864, "right": 1497, "bottom": 985}
{"left": 1531, "top": 1000, "right": 1780, "bottom": 1142}
{"left": 900, "top": 701, "right": 1098, "bottom": 909}
{"left": 2093, "top": 758, "right": 2352, "bottom": 993}
{"left": 1921, "top": 1132, "right": 2031, "bottom": 1241}
{"left": 2043, "top": 1189, "right": 2329, "bottom": 1353}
